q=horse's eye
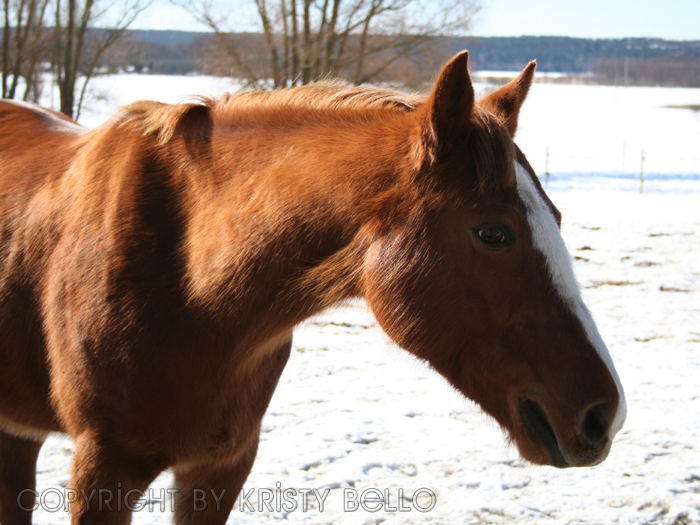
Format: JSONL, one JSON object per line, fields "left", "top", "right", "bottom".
{"left": 471, "top": 224, "right": 514, "bottom": 248}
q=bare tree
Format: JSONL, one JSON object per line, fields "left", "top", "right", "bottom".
{"left": 52, "top": 0, "right": 150, "bottom": 118}
{"left": 1, "top": 0, "right": 51, "bottom": 101}
{"left": 176, "top": 0, "right": 480, "bottom": 88}
{"left": 2, "top": 0, "right": 150, "bottom": 116}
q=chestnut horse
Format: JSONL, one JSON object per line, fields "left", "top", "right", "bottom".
{"left": 0, "top": 51, "right": 625, "bottom": 524}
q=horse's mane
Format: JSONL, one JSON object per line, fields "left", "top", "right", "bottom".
{"left": 216, "top": 83, "right": 423, "bottom": 113}
{"left": 115, "top": 83, "right": 423, "bottom": 147}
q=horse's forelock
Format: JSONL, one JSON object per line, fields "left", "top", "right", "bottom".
{"left": 462, "top": 106, "right": 517, "bottom": 196}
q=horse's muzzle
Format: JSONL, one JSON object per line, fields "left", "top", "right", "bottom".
{"left": 518, "top": 398, "right": 613, "bottom": 468}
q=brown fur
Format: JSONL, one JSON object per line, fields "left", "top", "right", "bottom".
{"left": 0, "top": 51, "right": 620, "bottom": 524}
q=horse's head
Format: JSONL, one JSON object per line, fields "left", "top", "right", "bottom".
{"left": 362, "top": 51, "right": 625, "bottom": 467}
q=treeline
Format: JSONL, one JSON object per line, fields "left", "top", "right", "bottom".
{"left": 120, "top": 31, "right": 449, "bottom": 87}
{"left": 463, "top": 36, "right": 700, "bottom": 87}
{"left": 593, "top": 57, "right": 700, "bottom": 87}
{"left": 114, "top": 32, "right": 700, "bottom": 87}
{"left": 459, "top": 36, "right": 700, "bottom": 73}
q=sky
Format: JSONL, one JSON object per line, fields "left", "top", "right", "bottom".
{"left": 131, "top": 0, "right": 700, "bottom": 41}
{"left": 473, "top": 0, "right": 700, "bottom": 40}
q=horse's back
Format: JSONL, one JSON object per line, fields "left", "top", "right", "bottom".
{"left": 0, "top": 99, "right": 83, "bottom": 137}
{"left": 0, "top": 98, "right": 85, "bottom": 187}
{"left": 0, "top": 99, "right": 87, "bottom": 218}
{"left": 0, "top": 100, "right": 85, "bottom": 435}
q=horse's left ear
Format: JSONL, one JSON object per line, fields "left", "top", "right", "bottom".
{"left": 419, "top": 50, "right": 474, "bottom": 162}
{"left": 479, "top": 60, "right": 536, "bottom": 137}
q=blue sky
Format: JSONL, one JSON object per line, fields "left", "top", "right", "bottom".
{"left": 132, "top": 0, "right": 700, "bottom": 40}
{"left": 473, "top": 0, "right": 700, "bottom": 39}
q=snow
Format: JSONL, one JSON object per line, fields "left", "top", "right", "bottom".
{"left": 28, "top": 75, "right": 700, "bottom": 523}
{"left": 473, "top": 70, "right": 574, "bottom": 79}
{"left": 511, "top": 83, "right": 700, "bottom": 177}
{"left": 40, "top": 74, "right": 239, "bottom": 129}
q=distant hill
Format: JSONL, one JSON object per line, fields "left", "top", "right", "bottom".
{"left": 451, "top": 36, "right": 700, "bottom": 73}
{"left": 115, "top": 30, "right": 212, "bottom": 75}
{"left": 126, "top": 30, "right": 210, "bottom": 47}
{"left": 115, "top": 30, "right": 700, "bottom": 86}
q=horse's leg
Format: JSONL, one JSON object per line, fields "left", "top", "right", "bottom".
{"left": 174, "top": 337, "right": 292, "bottom": 524}
{"left": 68, "top": 432, "right": 161, "bottom": 525}
{"left": 174, "top": 432, "right": 259, "bottom": 525}
{"left": 0, "top": 430, "right": 45, "bottom": 525}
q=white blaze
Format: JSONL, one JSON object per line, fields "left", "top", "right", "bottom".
{"left": 514, "top": 161, "right": 626, "bottom": 438}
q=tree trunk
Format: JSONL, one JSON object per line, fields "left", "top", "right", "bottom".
{"left": 354, "top": 8, "right": 374, "bottom": 84}
{"left": 280, "top": 0, "right": 289, "bottom": 84}
{"left": 255, "top": 0, "right": 281, "bottom": 88}
{"left": 22, "top": 0, "right": 49, "bottom": 102}
{"left": 58, "top": 0, "right": 76, "bottom": 117}
{"left": 324, "top": 0, "right": 341, "bottom": 75}
{"left": 301, "top": 0, "right": 311, "bottom": 83}
{"left": 290, "top": 0, "right": 299, "bottom": 85}
{"left": 8, "top": 0, "right": 28, "bottom": 99}
{"left": 315, "top": 0, "right": 328, "bottom": 74}
{"left": 2, "top": 0, "right": 10, "bottom": 97}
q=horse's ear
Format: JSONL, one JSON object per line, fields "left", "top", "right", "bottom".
{"left": 420, "top": 50, "right": 474, "bottom": 161}
{"left": 479, "top": 60, "right": 536, "bottom": 137}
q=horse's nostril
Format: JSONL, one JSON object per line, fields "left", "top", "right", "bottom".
{"left": 580, "top": 403, "right": 611, "bottom": 448}
{"left": 518, "top": 398, "right": 567, "bottom": 467}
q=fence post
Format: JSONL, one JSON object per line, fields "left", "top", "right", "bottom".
{"left": 640, "top": 148, "right": 645, "bottom": 194}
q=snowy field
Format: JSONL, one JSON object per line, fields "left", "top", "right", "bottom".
{"left": 28, "top": 74, "right": 700, "bottom": 524}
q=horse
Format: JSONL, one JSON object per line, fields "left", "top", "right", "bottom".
{"left": 0, "top": 50, "right": 625, "bottom": 524}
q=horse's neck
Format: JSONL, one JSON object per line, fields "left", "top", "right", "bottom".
{"left": 182, "top": 114, "right": 410, "bottom": 341}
